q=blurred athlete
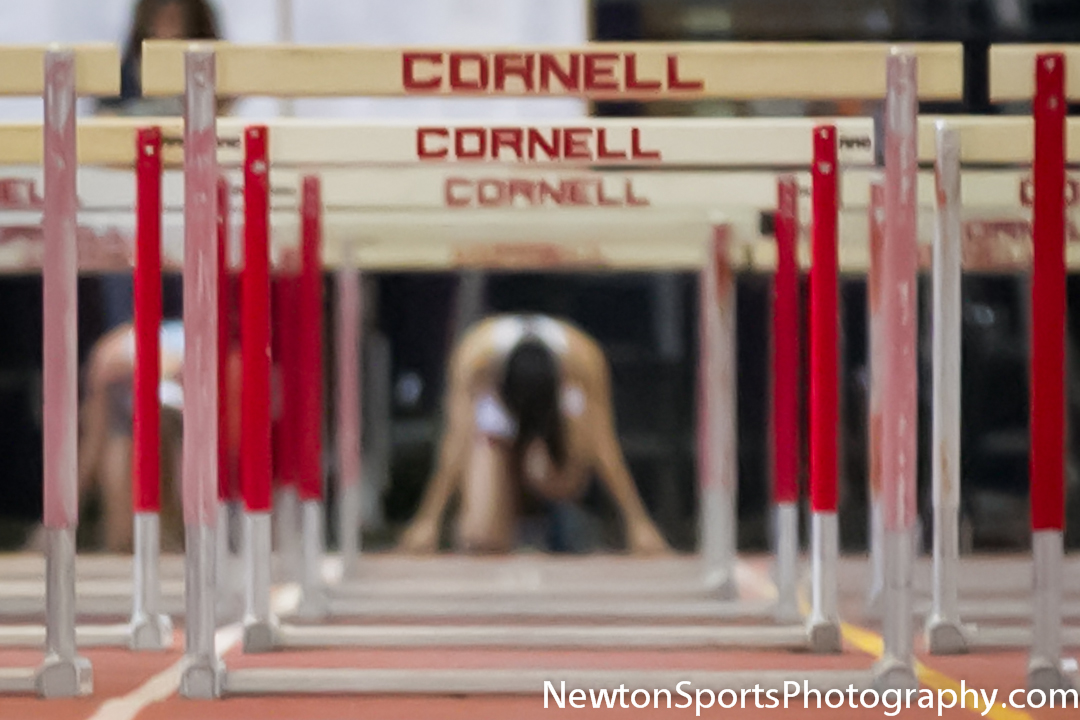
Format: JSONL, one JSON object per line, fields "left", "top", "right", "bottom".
{"left": 398, "top": 315, "right": 669, "bottom": 555}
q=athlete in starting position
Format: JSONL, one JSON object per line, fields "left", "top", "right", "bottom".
{"left": 74, "top": 321, "right": 246, "bottom": 552}
{"left": 398, "top": 314, "right": 670, "bottom": 555}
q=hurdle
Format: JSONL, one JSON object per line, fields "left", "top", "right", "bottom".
{"left": 0, "top": 44, "right": 117, "bottom": 697}
{"left": 911, "top": 47, "right": 1080, "bottom": 692}
{"left": 131, "top": 40, "right": 965, "bottom": 696}
{"left": 30, "top": 112, "right": 886, "bottom": 634}
{"left": 229, "top": 116, "right": 866, "bottom": 640}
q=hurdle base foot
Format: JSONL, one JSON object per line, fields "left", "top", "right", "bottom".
{"left": 129, "top": 613, "right": 174, "bottom": 651}
{"left": 298, "top": 589, "right": 329, "bottom": 621}
{"left": 179, "top": 658, "right": 224, "bottom": 699}
{"left": 872, "top": 655, "right": 919, "bottom": 693}
{"left": 863, "top": 588, "right": 884, "bottom": 619}
{"left": 1027, "top": 658, "right": 1078, "bottom": 694}
{"left": 806, "top": 620, "right": 842, "bottom": 654}
{"left": 216, "top": 593, "right": 243, "bottom": 624}
{"left": 925, "top": 618, "right": 968, "bottom": 655}
{"left": 702, "top": 570, "right": 738, "bottom": 601}
{"left": 35, "top": 654, "right": 92, "bottom": 698}
{"left": 773, "top": 597, "right": 801, "bottom": 624}
{"left": 243, "top": 619, "right": 279, "bottom": 653}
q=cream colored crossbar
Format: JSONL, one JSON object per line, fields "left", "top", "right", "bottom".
{"left": 0, "top": 116, "right": 879, "bottom": 167}
{"left": 990, "top": 44, "right": 1080, "bottom": 101}
{"left": 0, "top": 45, "right": 117, "bottom": 95}
{"left": 2, "top": 114, "right": 1079, "bottom": 168}
{"left": 140, "top": 41, "right": 963, "bottom": 100}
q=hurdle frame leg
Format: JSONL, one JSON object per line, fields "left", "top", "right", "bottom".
{"left": 129, "top": 513, "right": 173, "bottom": 649}
{"left": 865, "top": 177, "right": 886, "bottom": 618}
{"left": 275, "top": 486, "right": 301, "bottom": 582}
{"left": 128, "top": 125, "right": 173, "bottom": 651}
{"left": 926, "top": 121, "right": 967, "bottom": 655}
{"left": 872, "top": 48, "right": 920, "bottom": 692}
{"left": 216, "top": 502, "right": 241, "bottom": 617}
{"left": 243, "top": 511, "right": 278, "bottom": 650}
{"left": 1027, "top": 51, "right": 1077, "bottom": 694}
{"left": 240, "top": 124, "right": 279, "bottom": 650}
{"left": 37, "top": 528, "right": 93, "bottom": 697}
{"left": 298, "top": 500, "right": 327, "bottom": 618}
{"left": 34, "top": 47, "right": 92, "bottom": 698}
{"left": 698, "top": 227, "right": 737, "bottom": 600}
{"left": 178, "top": 47, "right": 224, "bottom": 699}
{"left": 807, "top": 125, "right": 841, "bottom": 653}
{"left": 335, "top": 252, "right": 363, "bottom": 582}
{"left": 771, "top": 175, "right": 801, "bottom": 623}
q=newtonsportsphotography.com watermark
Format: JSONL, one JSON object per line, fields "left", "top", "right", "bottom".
{"left": 544, "top": 680, "right": 1080, "bottom": 716}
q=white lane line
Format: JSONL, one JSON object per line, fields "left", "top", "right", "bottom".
{"left": 87, "top": 585, "right": 299, "bottom": 720}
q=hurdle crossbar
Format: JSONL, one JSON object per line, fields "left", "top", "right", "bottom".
{"left": 139, "top": 41, "right": 963, "bottom": 100}
{"left": 6, "top": 114, "right": 1080, "bottom": 167}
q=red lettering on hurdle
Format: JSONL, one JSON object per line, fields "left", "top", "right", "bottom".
{"left": 416, "top": 127, "right": 661, "bottom": 162}
{"left": 443, "top": 176, "right": 650, "bottom": 208}
{"left": 402, "top": 52, "right": 704, "bottom": 95}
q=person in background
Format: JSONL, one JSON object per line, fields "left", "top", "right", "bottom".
{"left": 398, "top": 314, "right": 670, "bottom": 556}
{"left": 95, "top": 0, "right": 224, "bottom": 333}
{"left": 99, "top": 0, "right": 223, "bottom": 119}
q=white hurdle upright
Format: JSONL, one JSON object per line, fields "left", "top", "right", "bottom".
{"left": 0, "top": 44, "right": 117, "bottom": 697}
{"left": 925, "top": 120, "right": 966, "bottom": 655}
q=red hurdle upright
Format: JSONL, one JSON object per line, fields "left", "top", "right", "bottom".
{"left": 129, "top": 126, "right": 173, "bottom": 650}
{"left": 807, "top": 124, "right": 841, "bottom": 652}
{"left": 1028, "top": 52, "right": 1069, "bottom": 693}
{"left": 240, "top": 125, "right": 277, "bottom": 651}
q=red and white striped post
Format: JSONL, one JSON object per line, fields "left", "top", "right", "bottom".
{"left": 698, "top": 226, "right": 738, "bottom": 598}
{"left": 874, "top": 48, "right": 920, "bottom": 691}
{"left": 926, "top": 121, "right": 967, "bottom": 654}
{"left": 807, "top": 124, "right": 841, "bottom": 652}
{"left": 128, "top": 126, "right": 173, "bottom": 650}
{"left": 297, "top": 175, "right": 327, "bottom": 617}
{"left": 1027, "top": 52, "right": 1070, "bottom": 693}
{"left": 336, "top": 244, "right": 364, "bottom": 580}
{"left": 240, "top": 125, "right": 277, "bottom": 651}
{"left": 178, "top": 46, "right": 223, "bottom": 700}
{"left": 772, "top": 175, "right": 801, "bottom": 622}
{"left": 37, "top": 46, "right": 92, "bottom": 698}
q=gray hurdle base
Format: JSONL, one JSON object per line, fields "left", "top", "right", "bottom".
{"left": 221, "top": 668, "right": 876, "bottom": 697}
{"left": 319, "top": 595, "right": 778, "bottom": 621}
{"left": 269, "top": 623, "right": 812, "bottom": 651}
